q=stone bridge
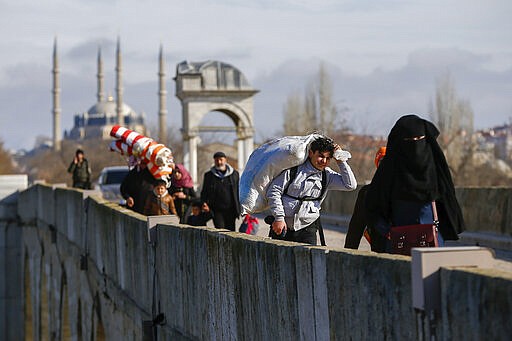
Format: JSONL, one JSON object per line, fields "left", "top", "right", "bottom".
{"left": 1, "top": 182, "right": 512, "bottom": 340}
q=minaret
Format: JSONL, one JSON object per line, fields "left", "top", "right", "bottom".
{"left": 158, "top": 45, "right": 167, "bottom": 143}
{"left": 52, "top": 37, "right": 61, "bottom": 151}
{"left": 97, "top": 47, "right": 105, "bottom": 103}
{"left": 115, "top": 37, "right": 123, "bottom": 125}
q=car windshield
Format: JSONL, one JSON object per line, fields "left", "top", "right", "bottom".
{"left": 104, "top": 170, "right": 128, "bottom": 185}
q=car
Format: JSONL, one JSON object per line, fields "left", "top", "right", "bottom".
{"left": 96, "top": 166, "right": 130, "bottom": 202}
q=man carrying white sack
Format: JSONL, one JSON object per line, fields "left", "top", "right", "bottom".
{"left": 266, "top": 136, "right": 357, "bottom": 245}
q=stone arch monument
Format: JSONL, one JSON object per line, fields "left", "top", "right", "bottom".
{"left": 175, "top": 60, "right": 259, "bottom": 185}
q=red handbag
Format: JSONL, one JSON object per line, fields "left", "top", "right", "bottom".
{"left": 389, "top": 202, "right": 439, "bottom": 256}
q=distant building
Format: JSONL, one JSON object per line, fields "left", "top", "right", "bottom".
{"left": 64, "top": 41, "right": 147, "bottom": 141}
{"left": 67, "top": 96, "right": 146, "bottom": 140}
{"left": 53, "top": 39, "right": 169, "bottom": 145}
{"left": 476, "top": 123, "right": 512, "bottom": 162}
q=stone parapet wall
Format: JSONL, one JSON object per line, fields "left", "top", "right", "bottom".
{"left": 454, "top": 187, "right": 512, "bottom": 235}
{"left": 440, "top": 267, "right": 512, "bottom": 340}
{"left": 322, "top": 186, "right": 512, "bottom": 236}
{"left": 13, "top": 185, "right": 512, "bottom": 339}
{"left": 0, "top": 175, "right": 27, "bottom": 341}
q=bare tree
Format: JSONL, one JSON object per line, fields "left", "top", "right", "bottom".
{"left": 282, "top": 62, "right": 347, "bottom": 136}
{"left": 0, "top": 139, "right": 17, "bottom": 174}
{"left": 303, "top": 84, "right": 317, "bottom": 131}
{"left": 317, "top": 62, "right": 338, "bottom": 135}
{"left": 283, "top": 91, "right": 305, "bottom": 135}
{"left": 430, "top": 73, "right": 476, "bottom": 183}
{"left": 430, "top": 74, "right": 512, "bottom": 186}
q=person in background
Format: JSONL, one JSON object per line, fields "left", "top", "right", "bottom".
{"left": 67, "top": 149, "right": 92, "bottom": 189}
{"left": 365, "top": 114, "right": 465, "bottom": 252}
{"left": 200, "top": 152, "right": 240, "bottom": 231}
{"left": 120, "top": 161, "right": 155, "bottom": 214}
{"left": 344, "top": 147, "right": 387, "bottom": 252}
{"left": 186, "top": 200, "right": 213, "bottom": 226}
{"left": 143, "top": 179, "right": 177, "bottom": 216}
{"left": 170, "top": 163, "right": 197, "bottom": 223}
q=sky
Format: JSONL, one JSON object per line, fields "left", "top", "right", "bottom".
{"left": 0, "top": 0, "right": 511, "bottom": 150}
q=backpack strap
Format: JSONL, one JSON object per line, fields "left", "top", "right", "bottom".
{"left": 319, "top": 169, "right": 327, "bottom": 199}
{"left": 283, "top": 166, "right": 299, "bottom": 197}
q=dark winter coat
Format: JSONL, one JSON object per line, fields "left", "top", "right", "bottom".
{"left": 200, "top": 165, "right": 241, "bottom": 217}
{"left": 67, "top": 159, "right": 91, "bottom": 189}
{"left": 170, "top": 186, "right": 197, "bottom": 222}
{"left": 120, "top": 167, "right": 155, "bottom": 214}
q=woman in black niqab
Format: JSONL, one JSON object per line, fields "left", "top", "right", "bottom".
{"left": 366, "top": 114, "right": 465, "bottom": 243}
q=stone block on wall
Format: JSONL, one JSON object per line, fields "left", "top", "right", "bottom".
{"left": 326, "top": 249, "right": 415, "bottom": 340}
{"left": 440, "top": 267, "right": 512, "bottom": 340}
{"left": 17, "top": 185, "right": 38, "bottom": 223}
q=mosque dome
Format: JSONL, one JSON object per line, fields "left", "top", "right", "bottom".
{"left": 87, "top": 95, "right": 137, "bottom": 118}
{"left": 68, "top": 95, "right": 146, "bottom": 140}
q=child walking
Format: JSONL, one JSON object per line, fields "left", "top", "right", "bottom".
{"left": 143, "top": 179, "right": 178, "bottom": 216}
{"left": 186, "top": 200, "right": 212, "bottom": 226}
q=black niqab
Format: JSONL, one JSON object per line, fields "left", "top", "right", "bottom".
{"left": 366, "top": 114, "right": 465, "bottom": 240}
{"left": 389, "top": 115, "right": 439, "bottom": 201}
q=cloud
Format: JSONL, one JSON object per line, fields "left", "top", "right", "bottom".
{"left": 406, "top": 48, "right": 491, "bottom": 71}
{"left": 66, "top": 38, "right": 116, "bottom": 61}
{"left": 2, "top": 62, "right": 49, "bottom": 87}
{"left": 0, "top": 66, "right": 97, "bottom": 150}
{"left": 1, "top": 46, "right": 511, "bottom": 151}
{"left": 252, "top": 47, "right": 512, "bottom": 139}
{"left": 218, "top": 0, "right": 405, "bottom": 13}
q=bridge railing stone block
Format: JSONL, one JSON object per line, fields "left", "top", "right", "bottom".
{"left": 17, "top": 185, "right": 39, "bottom": 223}
{"left": 54, "top": 188, "right": 85, "bottom": 245}
{"left": 440, "top": 267, "right": 512, "bottom": 340}
{"left": 85, "top": 197, "right": 152, "bottom": 313}
{"left": 455, "top": 187, "right": 512, "bottom": 236}
{"left": 155, "top": 223, "right": 188, "bottom": 336}
{"left": 38, "top": 185, "right": 56, "bottom": 227}
{"left": 326, "top": 249, "right": 415, "bottom": 340}
{"left": 230, "top": 235, "right": 270, "bottom": 340}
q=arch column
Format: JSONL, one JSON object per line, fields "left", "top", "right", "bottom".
{"left": 235, "top": 136, "right": 254, "bottom": 172}
{"left": 236, "top": 126, "right": 254, "bottom": 172}
{"left": 183, "top": 131, "right": 200, "bottom": 188}
{"left": 243, "top": 136, "right": 254, "bottom": 165}
{"left": 237, "top": 138, "right": 245, "bottom": 171}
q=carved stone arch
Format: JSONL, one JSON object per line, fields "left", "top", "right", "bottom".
{"left": 195, "top": 102, "right": 253, "bottom": 130}
{"left": 175, "top": 60, "right": 258, "bottom": 185}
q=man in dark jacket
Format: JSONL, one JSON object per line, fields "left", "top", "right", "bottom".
{"left": 200, "top": 152, "right": 240, "bottom": 231}
{"left": 120, "top": 162, "right": 155, "bottom": 214}
{"left": 67, "top": 149, "right": 92, "bottom": 189}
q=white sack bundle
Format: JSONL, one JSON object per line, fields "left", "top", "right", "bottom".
{"left": 239, "top": 133, "right": 322, "bottom": 215}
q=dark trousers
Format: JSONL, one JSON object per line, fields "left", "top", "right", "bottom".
{"left": 212, "top": 208, "right": 236, "bottom": 231}
{"left": 269, "top": 219, "right": 320, "bottom": 245}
